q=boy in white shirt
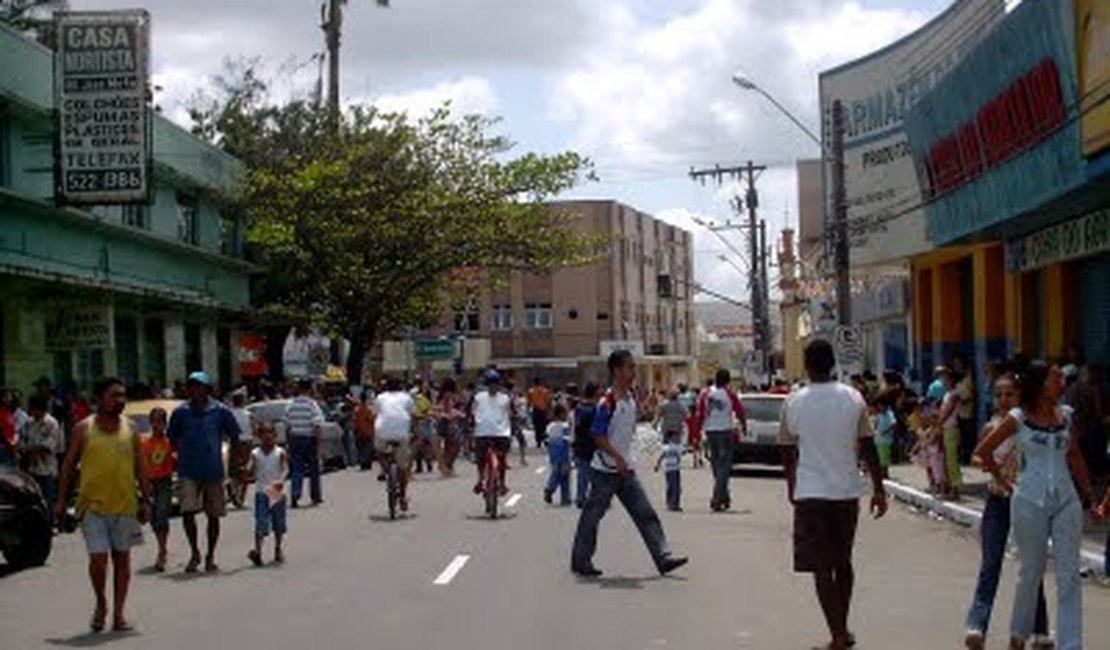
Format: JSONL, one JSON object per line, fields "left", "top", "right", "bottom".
{"left": 248, "top": 422, "right": 288, "bottom": 566}
{"left": 654, "top": 430, "right": 685, "bottom": 512}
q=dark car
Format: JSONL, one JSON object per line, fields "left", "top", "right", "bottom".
{"left": 0, "top": 465, "right": 53, "bottom": 569}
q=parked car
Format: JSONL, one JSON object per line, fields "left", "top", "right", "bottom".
{"left": 245, "top": 399, "right": 347, "bottom": 470}
{"left": 0, "top": 465, "right": 52, "bottom": 569}
{"left": 733, "top": 393, "right": 786, "bottom": 466}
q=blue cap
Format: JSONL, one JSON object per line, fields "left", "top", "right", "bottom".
{"left": 186, "top": 371, "right": 212, "bottom": 387}
{"left": 482, "top": 369, "right": 501, "bottom": 386}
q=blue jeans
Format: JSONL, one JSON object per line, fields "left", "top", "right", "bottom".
{"left": 575, "top": 457, "right": 592, "bottom": 507}
{"left": 341, "top": 427, "right": 357, "bottom": 467}
{"left": 546, "top": 460, "right": 572, "bottom": 504}
{"left": 706, "top": 431, "right": 734, "bottom": 507}
{"left": 289, "top": 436, "right": 321, "bottom": 504}
{"left": 965, "top": 494, "right": 1047, "bottom": 635}
{"left": 664, "top": 470, "right": 681, "bottom": 510}
{"left": 30, "top": 474, "right": 56, "bottom": 512}
{"left": 1011, "top": 488, "right": 1083, "bottom": 649}
{"left": 571, "top": 470, "right": 671, "bottom": 571}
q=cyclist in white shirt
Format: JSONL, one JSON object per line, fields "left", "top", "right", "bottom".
{"left": 371, "top": 377, "right": 415, "bottom": 511}
{"left": 469, "top": 370, "right": 513, "bottom": 496}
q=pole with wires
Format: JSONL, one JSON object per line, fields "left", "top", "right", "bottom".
{"left": 831, "top": 100, "right": 851, "bottom": 327}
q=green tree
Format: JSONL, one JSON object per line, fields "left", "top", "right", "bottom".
{"left": 190, "top": 65, "right": 606, "bottom": 382}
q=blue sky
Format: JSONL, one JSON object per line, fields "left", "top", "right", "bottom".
{"left": 72, "top": 0, "right": 956, "bottom": 301}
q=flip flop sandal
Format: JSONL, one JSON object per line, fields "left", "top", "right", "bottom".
{"left": 184, "top": 557, "right": 201, "bottom": 574}
{"left": 90, "top": 608, "right": 107, "bottom": 633}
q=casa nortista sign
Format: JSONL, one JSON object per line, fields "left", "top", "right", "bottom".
{"left": 54, "top": 10, "right": 151, "bottom": 204}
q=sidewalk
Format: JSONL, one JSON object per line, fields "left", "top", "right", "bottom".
{"left": 884, "top": 464, "right": 1109, "bottom": 577}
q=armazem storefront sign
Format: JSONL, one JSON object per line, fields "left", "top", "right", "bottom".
{"left": 1078, "top": 0, "right": 1110, "bottom": 157}
{"left": 45, "top": 304, "right": 115, "bottom": 350}
{"left": 1011, "top": 207, "right": 1110, "bottom": 273}
{"left": 54, "top": 10, "right": 151, "bottom": 204}
{"left": 818, "top": 0, "right": 1004, "bottom": 266}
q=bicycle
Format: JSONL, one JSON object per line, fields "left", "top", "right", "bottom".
{"left": 380, "top": 441, "right": 404, "bottom": 520}
{"left": 480, "top": 443, "right": 503, "bottom": 519}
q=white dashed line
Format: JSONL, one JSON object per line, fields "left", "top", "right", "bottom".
{"left": 505, "top": 493, "right": 523, "bottom": 508}
{"left": 433, "top": 555, "right": 470, "bottom": 585}
{"left": 535, "top": 466, "right": 547, "bottom": 475}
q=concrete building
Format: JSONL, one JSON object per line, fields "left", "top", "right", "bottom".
{"left": 0, "top": 23, "right": 254, "bottom": 396}
{"left": 377, "top": 200, "right": 696, "bottom": 390}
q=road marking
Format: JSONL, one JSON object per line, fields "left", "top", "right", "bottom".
{"left": 433, "top": 555, "right": 470, "bottom": 585}
{"left": 505, "top": 493, "right": 522, "bottom": 508}
{"left": 535, "top": 466, "right": 547, "bottom": 475}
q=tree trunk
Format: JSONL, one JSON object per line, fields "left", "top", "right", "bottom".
{"left": 346, "top": 337, "right": 368, "bottom": 387}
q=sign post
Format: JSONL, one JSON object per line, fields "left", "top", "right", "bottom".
{"left": 414, "top": 338, "right": 458, "bottom": 362}
{"left": 55, "top": 10, "right": 151, "bottom": 205}
{"left": 833, "top": 324, "right": 864, "bottom": 377}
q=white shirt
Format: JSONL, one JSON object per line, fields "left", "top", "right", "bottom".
{"left": 660, "top": 442, "right": 683, "bottom": 472}
{"left": 231, "top": 407, "right": 253, "bottom": 439}
{"left": 779, "top": 382, "right": 872, "bottom": 500}
{"left": 593, "top": 394, "right": 639, "bottom": 472}
{"left": 373, "top": 391, "right": 415, "bottom": 442}
{"left": 251, "top": 446, "right": 286, "bottom": 493}
{"left": 472, "top": 390, "right": 512, "bottom": 438}
{"left": 699, "top": 386, "right": 743, "bottom": 432}
{"left": 20, "top": 414, "right": 61, "bottom": 477}
{"left": 285, "top": 396, "right": 324, "bottom": 438}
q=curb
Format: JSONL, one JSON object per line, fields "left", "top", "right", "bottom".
{"left": 883, "top": 479, "right": 1105, "bottom": 577}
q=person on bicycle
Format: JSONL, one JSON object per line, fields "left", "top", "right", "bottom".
{"left": 470, "top": 369, "right": 513, "bottom": 496}
{"left": 371, "top": 377, "right": 415, "bottom": 512}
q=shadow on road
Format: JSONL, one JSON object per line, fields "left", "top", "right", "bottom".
{"left": 46, "top": 629, "right": 140, "bottom": 647}
{"left": 368, "top": 513, "right": 418, "bottom": 523}
{"left": 731, "top": 466, "right": 784, "bottom": 479}
{"left": 462, "top": 512, "right": 519, "bottom": 521}
{"left": 158, "top": 566, "right": 249, "bottom": 582}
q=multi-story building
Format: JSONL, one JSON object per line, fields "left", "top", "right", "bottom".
{"left": 0, "top": 23, "right": 254, "bottom": 396}
{"left": 377, "top": 200, "right": 696, "bottom": 390}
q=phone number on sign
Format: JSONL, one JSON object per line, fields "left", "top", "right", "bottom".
{"left": 64, "top": 169, "right": 144, "bottom": 193}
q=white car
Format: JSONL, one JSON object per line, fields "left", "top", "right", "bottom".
{"left": 246, "top": 399, "right": 347, "bottom": 469}
{"left": 734, "top": 393, "right": 786, "bottom": 466}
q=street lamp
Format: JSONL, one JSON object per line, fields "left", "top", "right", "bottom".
{"left": 730, "top": 74, "right": 822, "bottom": 149}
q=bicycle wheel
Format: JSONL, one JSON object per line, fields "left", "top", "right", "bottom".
{"left": 485, "top": 456, "right": 499, "bottom": 519}
{"left": 387, "top": 462, "right": 399, "bottom": 520}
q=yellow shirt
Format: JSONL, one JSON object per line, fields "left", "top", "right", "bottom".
{"left": 76, "top": 417, "right": 137, "bottom": 517}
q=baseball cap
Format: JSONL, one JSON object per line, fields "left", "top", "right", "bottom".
{"left": 483, "top": 369, "right": 501, "bottom": 386}
{"left": 186, "top": 371, "right": 213, "bottom": 387}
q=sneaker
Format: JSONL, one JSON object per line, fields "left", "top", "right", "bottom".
{"left": 472, "top": 482, "right": 483, "bottom": 495}
{"left": 964, "top": 630, "right": 985, "bottom": 650}
{"left": 248, "top": 550, "right": 263, "bottom": 567}
{"left": 543, "top": 489, "right": 553, "bottom": 504}
{"left": 1030, "top": 634, "right": 1055, "bottom": 649}
{"left": 658, "top": 555, "right": 689, "bottom": 575}
{"left": 571, "top": 565, "right": 603, "bottom": 577}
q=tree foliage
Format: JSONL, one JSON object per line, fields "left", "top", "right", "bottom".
{"left": 189, "top": 62, "right": 606, "bottom": 379}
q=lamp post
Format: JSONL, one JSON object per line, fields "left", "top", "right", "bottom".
{"left": 731, "top": 73, "right": 850, "bottom": 327}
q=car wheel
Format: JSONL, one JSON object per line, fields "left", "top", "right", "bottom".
{"left": 3, "top": 508, "right": 52, "bottom": 569}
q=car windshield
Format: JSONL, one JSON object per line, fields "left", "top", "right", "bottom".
{"left": 741, "top": 398, "right": 783, "bottom": 423}
{"left": 130, "top": 414, "right": 151, "bottom": 434}
{"left": 249, "top": 402, "right": 288, "bottom": 422}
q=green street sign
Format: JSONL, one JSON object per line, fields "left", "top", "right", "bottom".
{"left": 414, "top": 338, "right": 457, "bottom": 360}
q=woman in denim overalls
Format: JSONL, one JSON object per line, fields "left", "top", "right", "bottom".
{"left": 974, "top": 362, "right": 1099, "bottom": 650}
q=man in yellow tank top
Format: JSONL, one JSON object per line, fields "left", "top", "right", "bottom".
{"left": 55, "top": 377, "right": 150, "bottom": 634}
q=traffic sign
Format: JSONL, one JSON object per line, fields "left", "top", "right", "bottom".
{"left": 414, "top": 338, "right": 457, "bottom": 361}
{"left": 833, "top": 325, "right": 863, "bottom": 366}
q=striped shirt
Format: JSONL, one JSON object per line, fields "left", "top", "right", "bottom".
{"left": 285, "top": 396, "right": 324, "bottom": 438}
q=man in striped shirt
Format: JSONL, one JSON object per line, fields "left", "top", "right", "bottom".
{"left": 285, "top": 379, "right": 324, "bottom": 507}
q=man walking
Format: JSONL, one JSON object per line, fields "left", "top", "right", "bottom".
{"left": 21, "top": 395, "right": 62, "bottom": 509}
{"left": 570, "top": 350, "right": 688, "bottom": 578}
{"left": 54, "top": 377, "right": 149, "bottom": 632}
{"left": 528, "top": 377, "right": 552, "bottom": 448}
{"left": 779, "top": 339, "right": 887, "bottom": 650}
{"left": 696, "top": 369, "right": 747, "bottom": 511}
{"left": 285, "top": 378, "right": 325, "bottom": 507}
{"left": 168, "top": 371, "right": 243, "bottom": 573}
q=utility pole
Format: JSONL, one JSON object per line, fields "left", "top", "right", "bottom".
{"left": 831, "top": 100, "right": 851, "bottom": 326}
{"left": 689, "top": 160, "right": 771, "bottom": 383}
{"left": 321, "top": 0, "right": 390, "bottom": 131}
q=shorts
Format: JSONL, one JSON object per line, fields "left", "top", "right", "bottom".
{"left": 793, "top": 499, "right": 859, "bottom": 572}
{"left": 417, "top": 419, "right": 437, "bottom": 440}
{"left": 179, "top": 478, "right": 226, "bottom": 518}
{"left": 82, "top": 512, "right": 141, "bottom": 554}
{"left": 150, "top": 477, "right": 173, "bottom": 533}
{"left": 254, "top": 492, "right": 287, "bottom": 537}
{"left": 473, "top": 436, "right": 511, "bottom": 459}
{"left": 375, "top": 437, "right": 412, "bottom": 466}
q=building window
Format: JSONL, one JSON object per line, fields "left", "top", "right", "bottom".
{"left": 525, "top": 303, "right": 553, "bottom": 330}
{"left": 657, "top": 274, "right": 673, "bottom": 298}
{"left": 176, "top": 194, "right": 199, "bottom": 245}
{"left": 184, "top": 323, "right": 202, "bottom": 373}
{"left": 220, "top": 212, "right": 242, "bottom": 257}
{"left": 597, "top": 312, "right": 610, "bottom": 321}
{"left": 453, "top": 304, "right": 480, "bottom": 333}
{"left": 0, "top": 107, "right": 8, "bottom": 187}
{"left": 491, "top": 304, "right": 513, "bottom": 331}
{"left": 121, "top": 204, "right": 148, "bottom": 229}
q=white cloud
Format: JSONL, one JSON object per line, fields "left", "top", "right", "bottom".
{"left": 371, "top": 76, "right": 498, "bottom": 119}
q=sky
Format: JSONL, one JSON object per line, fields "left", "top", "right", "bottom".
{"left": 69, "top": 0, "right": 955, "bottom": 304}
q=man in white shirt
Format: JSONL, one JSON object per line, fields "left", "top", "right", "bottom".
{"left": 20, "top": 395, "right": 62, "bottom": 508}
{"left": 284, "top": 379, "right": 324, "bottom": 508}
{"left": 695, "top": 369, "right": 747, "bottom": 512}
{"left": 779, "top": 339, "right": 887, "bottom": 650}
{"left": 371, "top": 377, "right": 415, "bottom": 510}
{"left": 469, "top": 370, "right": 514, "bottom": 496}
{"left": 570, "top": 350, "right": 688, "bottom": 578}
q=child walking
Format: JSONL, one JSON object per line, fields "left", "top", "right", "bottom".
{"left": 140, "top": 408, "right": 175, "bottom": 572}
{"left": 248, "top": 423, "right": 288, "bottom": 566}
{"left": 655, "top": 430, "right": 685, "bottom": 511}
{"left": 543, "top": 404, "right": 572, "bottom": 506}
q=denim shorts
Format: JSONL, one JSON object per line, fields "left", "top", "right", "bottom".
{"left": 82, "top": 512, "right": 141, "bottom": 554}
{"left": 254, "top": 492, "right": 287, "bottom": 537}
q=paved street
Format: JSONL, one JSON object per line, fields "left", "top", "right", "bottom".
{"left": 3, "top": 436, "right": 1109, "bottom": 650}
